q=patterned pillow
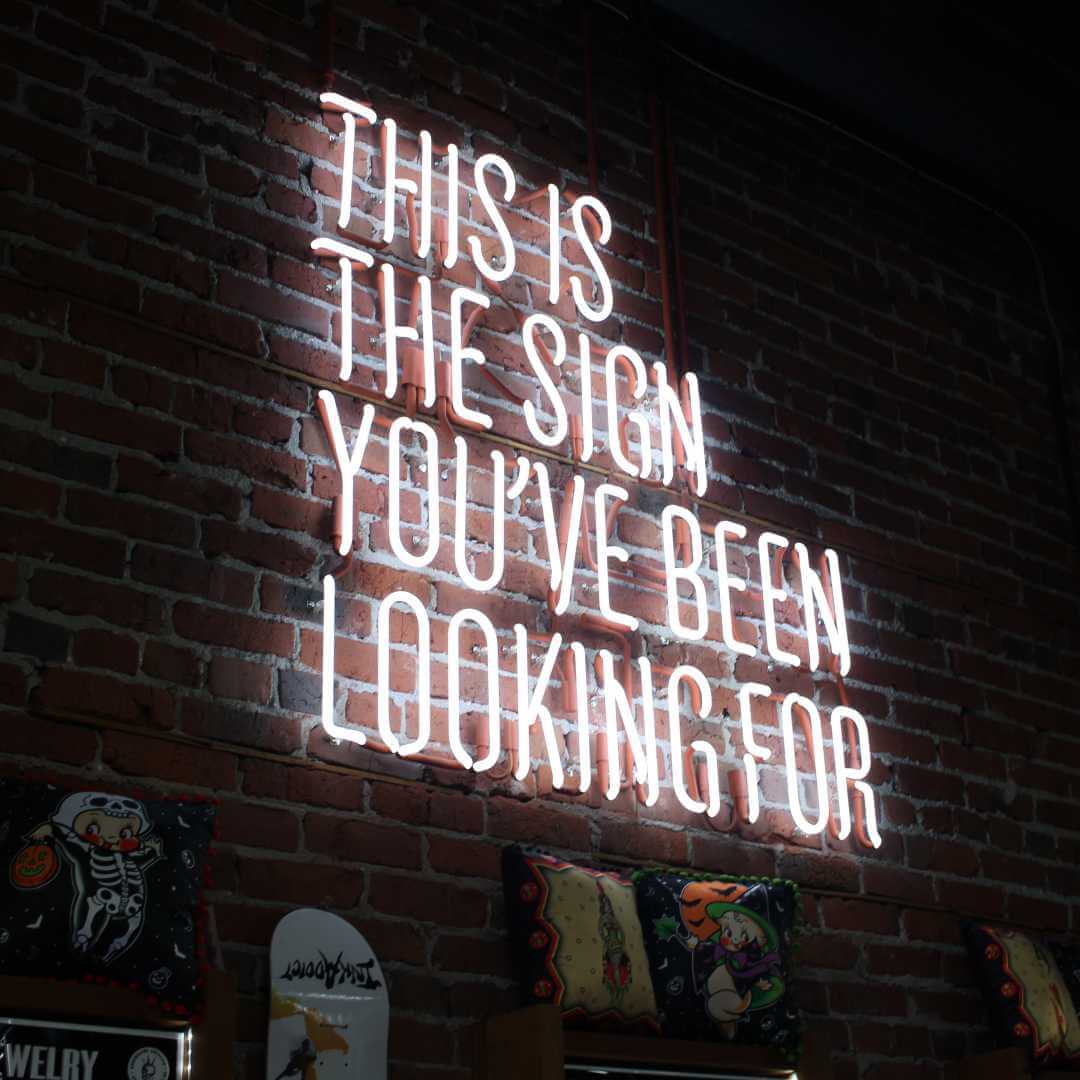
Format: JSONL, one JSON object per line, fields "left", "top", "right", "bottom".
{"left": 1050, "top": 940, "right": 1080, "bottom": 1019}
{"left": 966, "top": 923, "right": 1080, "bottom": 1069}
{"left": 502, "top": 846, "right": 658, "bottom": 1032}
{"left": 634, "top": 871, "right": 801, "bottom": 1055}
{"left": 0, "top": 779, "right": 216, "bottom": 1019}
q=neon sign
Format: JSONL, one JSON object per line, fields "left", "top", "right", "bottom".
{"left": 309, "top": 93, "right": 882, "bottom": 849}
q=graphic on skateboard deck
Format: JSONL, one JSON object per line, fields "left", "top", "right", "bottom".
{"left": 267, "top": 908, "right": 388, "bottom": 1080}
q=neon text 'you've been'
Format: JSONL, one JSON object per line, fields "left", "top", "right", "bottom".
{"left": 309, "top": 93, "right": 882, "bottom": 848}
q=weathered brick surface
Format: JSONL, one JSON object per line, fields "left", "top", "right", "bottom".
{"left": 1, "top": 2, "right": 1078, "bottom": 1078}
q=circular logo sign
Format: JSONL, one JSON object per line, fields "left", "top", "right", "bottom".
{"left": 127, "top": 1048, "right": 170, "bottom": 1080}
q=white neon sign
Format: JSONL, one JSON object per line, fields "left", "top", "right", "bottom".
{"left": 387, "top": 416, "right": 440, "bottom": 568}
{"left": 447, "top": 608, "right": 501, "bottom": 772}
{"left": 304, "top": 97, "right": 882, "bottom": 848}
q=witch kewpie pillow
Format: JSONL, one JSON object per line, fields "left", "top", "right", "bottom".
{"left": 0, "top": 779, "right": 215, "bottom": 1019}
{"left": 633, "top": 871, "right": 801, "bottom": 1056}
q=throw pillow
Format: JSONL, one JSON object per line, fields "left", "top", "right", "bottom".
{"left": 0, "top": 779, "right": 216, "bottom": 1019}
{"left": 966, "top": 923, "right": 1080, "bottom": 1069}
{"left": 634, "top": 870, "right": 801, "bottom": 1056}
{"left": 502, "top": 846, "right": 658, "bottom": 1032}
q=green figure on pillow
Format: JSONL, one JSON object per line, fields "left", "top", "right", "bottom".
{"left": 656, "top": 880, "right": 785, "bottom": 1039}
{"left": 597, "top": 881, "right": 632, "bottom": 1003}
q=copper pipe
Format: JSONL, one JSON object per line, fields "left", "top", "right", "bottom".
{"left": 322, "top": 0, "right": 336, "bottom": 91}
{"left": 569, "top": 413, "right": 584, "bottom": 461}
{"left": 511, "top": 186, "right": 553, "bottom": 208}
{"left": 582, "top": 3, "right": 599, "bottom": 196}
{"left": 653, "top": 661, "right": 737, "bottom": 831}
{"left": 591, "top": 637, "right": 645, "bottom": 803}
{"left": 664, "top": 99, "right": 688, "bottom": 378}
{"left": 565, "top": 472, "right": 666, "bottom": 595}
{"left": 335, "top": 224, "right": 389, "bottom": 251}
{"left": 698, "top": 761, "right": 739, "bottom": 833}
{"left": 486, "top": 280, "right": 560, "bottom": 377}
{"left": 647, "top": 92, "right": 677, "bottom": 380}
{"left": 727, "top": 767, "right": 750, "bottom": 824}
{"left": 360, "top": 725, "right": 468, "bottom": 773}
{"left": 798, "top": 545, "right": 874, "bottom": 849}
{"left": 648, "top": 661, "right": 702, "bottom": 714}
{"left": 437, "top": 395, "right": 487, "bottom": 436}
{"left": 473, "top": 717, "right": 514, "bottom": 782}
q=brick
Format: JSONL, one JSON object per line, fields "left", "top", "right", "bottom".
{"left": 208, "top": 656, "right": 274, "bottom": 704}
{"left": 173, "top": 601, "right": 294, "bottom": 657}
{"left": 25, "top": 83, "right": 82, "bottom": 127}
{"left": 4, "top": 613, "right": 69, "bottom": 662}
{"left": 104, "top": 8, "right": 213, "bottom": 71}
{"left": 157, "top": 0, "right": 266, "bottom": 63}
{"left": 278, "top": 668, "right": 321, "bottom": 715}
{"left": 185, "top": 430, "right": 306, "bottom": 491}
{"left": 777, "top": 851, "right": 860, "bottom": 894}
{"left": 143, "top": 641, "right": 201, "bottom": 686}
{"left": 368, "top": 872, "right": 488, "bottom": 927}
{"left": 31, "top": 571, "right": 165, "bottom": 632}
{"left": 427, "top": 835, "right": 502, "bottom": 880}
{"left": 798, "top": 932, "right": 860, "bottom": 972}
{"left": 37, "top": 170, "right": 149, "bottom": 235}
{"left": 53, "top": 394, "right": 181, "bottom": 459}
{"left": 597, "top": 819, "right": 688, "bottom": 864}
{"left": 487, "top": 796, "right": 591, "bottom": 850}
{"left": 180, "top": 699, "right": 302, "bottom": 755}
{"left": 217, "top": 271, "right": 330, "bottom": 337}
{"left": 0, "top": 470, "right": 61, "bottom": 515}
{"left": 264, "top": 180, "right": 317, "bottom": 223}
{"left": 0, "top": 37, "right": 83, "bottom": 89}
{"left": 37, "top": 11, "right": 147, "bottom": 76}
{"left": 131, "top": 545, "right": 254, "bottom": 607}
{"left": 432, "top": 933, "right": 514, "bottom": 978}
{"left": 0, "top": 713, "right": 96, "bottom": 762}
{"left": 0, "top": 559, "right": 16, "bottom": 601}
{"left": 40, "top": 340, "right": 108, "bottom": 387}
{"left": 216, "top": 801, "right": 300, "bottom": 852}
{"left": 304, "top": 813, "right": 422, "bottom": 869}
{"left": 35, "top": 668, "right": 173, "bottom": 731}
{"left": 118, "top": 457, "right": 244, "bottom": 521}
{"left": 73, "top": 629, "right": 139, "bottom": 675}
{"left": 236, "top": 856, "right": 363, "bottom": 908}
{"left": 821, "top": 898, "right": 900, "bottom": 936}
{"left": 865, "top": 944, "right": 941, "bottom": 979}
{"left": 242, "top": 760, "right": 362, "bottom": 811}
{"left": 66, "top": 490, "right": 198, "bottom": 548}
{"left": 205, "top": 157, "right": 260, "bottom": 197}
{"left": 202, "top": 520, "right": 317, "bottom": 577}
{"left": 102, "top": 730, "right": 237, "bottom": 789}
{"left": 142, "top": 290, "right": 263, "bottom": 356}
{"left": 829, "top": 981, "right": 908, "bottom": 1017}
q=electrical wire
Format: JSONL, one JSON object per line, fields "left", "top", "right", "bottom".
{"left": 593, "top": 0, "right": 1076, "bottom": 547}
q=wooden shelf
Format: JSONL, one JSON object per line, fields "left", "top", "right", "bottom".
{"left": 956, "top": 1047, "right": 1077, "bottom": 1080}
{"left": 478, "top": 1005, "right": 829, "bottom": 1079}
{"left": 0, "top": 970, "right": 236, "bottom": 1080}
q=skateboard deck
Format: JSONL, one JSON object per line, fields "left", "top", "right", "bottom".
{"left": 266, "top": 909, "right": 388, "bottom": 1080}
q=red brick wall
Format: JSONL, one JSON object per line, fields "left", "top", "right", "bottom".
{"left": 2, "top": 2, "right": 1078, "bottom": 1078}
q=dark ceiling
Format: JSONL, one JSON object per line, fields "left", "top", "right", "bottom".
{"left": 652, "top": 0, "right": 1079, "bottom": 241}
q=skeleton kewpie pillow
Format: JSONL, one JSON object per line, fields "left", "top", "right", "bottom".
{"left": 0, "top": 780, "right": 216, "bottom": 1019}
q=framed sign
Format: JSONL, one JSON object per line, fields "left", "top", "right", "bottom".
{"left": 0, "top": 973, "right": 235, "bottom": 1080}
{"left": 0, "top": 1018, "right": 185, "bottom": 1080}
